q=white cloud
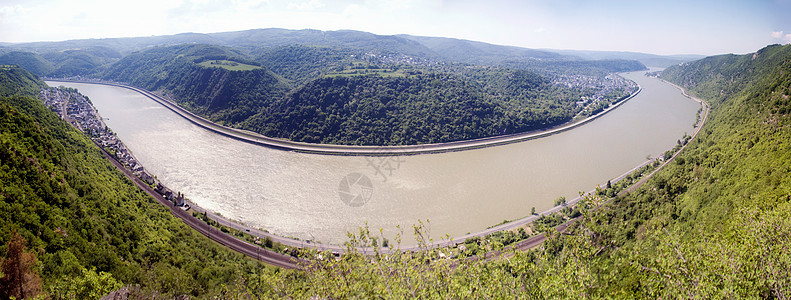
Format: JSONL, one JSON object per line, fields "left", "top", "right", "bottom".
{"left": 771, "top": 31, "right": 791, "bottom": 44}
{"left": 288, "top": 0, "right": 325, "bottom": 10}
{"left": 0, "top": 4, "right": 31, "bottom": 22}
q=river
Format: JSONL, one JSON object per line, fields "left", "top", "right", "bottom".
{"left": 47, "top": 70, "right": 699, "bottom": 245}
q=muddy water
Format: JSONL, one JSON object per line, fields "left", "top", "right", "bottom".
{"left": 47, "top": 70, "right": 699, "bottom": 245}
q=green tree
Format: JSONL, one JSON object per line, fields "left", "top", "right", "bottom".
{"left": 48, "top": 267, "right": 123, "bottom": 300}
{"left": 553, "top": 196, "right": 567, "bottom": 206}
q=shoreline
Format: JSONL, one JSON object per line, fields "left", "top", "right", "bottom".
{"left": 42, "top": 72, "right": 682, "bottom": 255}
{"left": 46, "top": 78, "right": 641, "bottom": 156}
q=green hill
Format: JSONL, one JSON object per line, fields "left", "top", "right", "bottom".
{"left": 0, "top": 52, "right": 54, "bottom": 76}
{"left": 40, "top": 47, "right": 122, "bottom": 77}
{"left": 102, "top": 43, "right": 636, "bottom": 146}
{"left": 248, "top": 44, "right": 791, "bottom": 298}
{"left": 102, "top": 44, "right": 289, "bottom": 124}
{"left": 2, "top": 40, "right": 789, "bottom": 297}
{"left": 0, "top": 65, "right": 48, "bottom": 97}
{"left": 1, "top": 29, "right": 647, "bottom": 146}
{"left": 0, "top": 65, "right": 286, "bottom": 299}
{"left": 244, "top": 68, "right": 595, "bottom": 145}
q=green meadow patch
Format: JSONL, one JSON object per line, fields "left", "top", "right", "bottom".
{"left": 198, "top": 60, "right": 261, "bottom": 71}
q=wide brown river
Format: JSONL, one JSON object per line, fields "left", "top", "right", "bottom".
{"left": 47, "top": 70, "right": 699, "bottom": 245}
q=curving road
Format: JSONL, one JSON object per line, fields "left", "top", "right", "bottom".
{"left": 50, "top": 79, "right": 641, "bottom": 156}
{"left": 93, "top": 141, "right": 301, "bottom": 269}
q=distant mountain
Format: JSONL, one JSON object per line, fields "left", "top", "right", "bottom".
{"left": 548, "top": 49, "right": 705, "bottom": 68}
{"left": 41, "top": 47, "right": 122, "bottom": 77}
{"left": 5, "top": 29, "right": 438, "bottom": 59}
{"left": 397, "top": 35, "right": 648, "bottom": 75}
{"left": 0, "top": 51, "right": 54, "bottom": 76}
{"left": 7, "top": 32, "right": 222, "bottom": 55}
{"left": 1, "top": 28, "right": 656, "bottom": 79}
{"left": 213, "top": 29, "right": 439, "bottom": 58}
{"left": 399, "top": 35, "right": 565, "bottom": 64}
{"left": 0, "top": 28, "right": 648, "bottom": 146}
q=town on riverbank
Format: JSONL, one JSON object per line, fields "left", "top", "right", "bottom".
{"left": 40, "top": 86, "right": 187, "bottom": 207}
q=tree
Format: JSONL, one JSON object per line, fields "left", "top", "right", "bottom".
{"left": 49, "top": 267, "right": 123, "bottom": 300}
{"left": 553, "top": 196, "right": 567, "bottom": 206}
{"left": 0, "top": 232, "right": 42, "bottom": 299}
{"left": 531, "top": 207, "right": 536, "bottom": 215}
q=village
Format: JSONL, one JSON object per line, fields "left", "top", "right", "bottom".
{"left": 39, "top": 86, "right": 187, "bottom": 207}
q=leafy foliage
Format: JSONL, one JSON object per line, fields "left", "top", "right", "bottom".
{"left": 3, "top": 39, "right": 791, "bottom": 298}
{"left": 0, "top": 65, "right": 47, "bottom": 98}
{"left": 40, "top": 47, "right": 122, "bottom": 77}
{"left": 0, "top": 52, "right": 54, "bottom": 76}
{"left": 223, "top": 44, "right": 791, "bottom": 298}
{"left": 102, "top": 44, "right": 288, "bottom": 124}
{"left": 244, "top": 68, "right": 589, "bottom": 145}
{"left": 256, "top": 44, "right": 365, "bottom": 86}
{"left": 0, "top": 67, "right": 288, "bottom": 298}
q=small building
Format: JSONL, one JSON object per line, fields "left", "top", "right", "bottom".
{"left": 139, "top": 171, "right": 155, "bottom": 185}
{"left": 174, "top": 192, "right": 185, "bottom": 207}
{"left": 155, "top": 183, "right": 172, "bottom": 197}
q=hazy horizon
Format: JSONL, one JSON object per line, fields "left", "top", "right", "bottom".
{"left": 1, "top": 0, "right": 790, "bottom": 56}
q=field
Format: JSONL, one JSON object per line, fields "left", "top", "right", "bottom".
{"left": 197, "top": 60, "right": 261, "bottom": 71}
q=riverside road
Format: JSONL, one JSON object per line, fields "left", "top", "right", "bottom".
{"left": 55, "top": 79, "right": 641, "bottom": 156}
{"left": 60, "top": 76, "right": 705, "bottom": 269}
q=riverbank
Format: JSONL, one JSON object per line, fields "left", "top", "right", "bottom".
{"left": 42, "top": 71, "right": 698, "bottom": 258}
{"left": 39, "top": 85, "right": 302, "bottom": 268}
{"left": 46, "top": 78, "right": 641, "bottom": 156}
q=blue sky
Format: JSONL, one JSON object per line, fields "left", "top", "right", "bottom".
{"left": 1, "top": 0, "right": 789, "bottom": 55}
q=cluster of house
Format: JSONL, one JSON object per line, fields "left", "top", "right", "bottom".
{"left": 40, "top": 86, "right": 187, "bottom": 208}
{"left": 556, "top": 73, "right": 639, "bottom": 107}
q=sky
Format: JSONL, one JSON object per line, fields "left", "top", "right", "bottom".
{"left": 1, "top": 0, "right": 790, "bottom": 55}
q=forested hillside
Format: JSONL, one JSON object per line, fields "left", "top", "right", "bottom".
{"left": 100, "top": 42, "right": 638, "bottom": 145}
{"left": 1, "top": 28, "right": 650, "bottom": 146}
{"left": 0, "top": 52, "right": 54, "bottom": 76}
{"left": 241, "top": 44, "right": 790, "bottom": 297}
{"left": 102, "top": 44, "right": 289, "bottom": 124}
{"left": 41, "top": 47, "right": 122, "bottom": 78}
{"left": 2, "top": 40, "right": 790, "bottom": 297}
{"left": 245, "top": 68, "right": 589, "bottom": 145}
{"left": 0, "top": 66, "right": 291, "bottom": 299}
